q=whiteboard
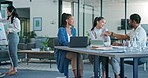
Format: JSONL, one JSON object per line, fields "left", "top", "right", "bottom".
{"left": 0, "top": 11, "right": 8, "bottom": 45}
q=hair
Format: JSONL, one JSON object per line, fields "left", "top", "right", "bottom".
{"left": 130, "top": 13, "right": 141, "bottom": 24}
{"left": 7, "top": 5, "right": 20, "bottom": 24}
{"left": 91, "top": 17, "right": 104, "bottom": 31}
{"left": 61, "top": 13, "right": 72, "bottom": 27}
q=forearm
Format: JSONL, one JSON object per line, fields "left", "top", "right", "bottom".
{"left": 111, "top": 32, "right": 128, "bottom": 40}
{"left": 0, "top": 18, "right": 8, "bottom": 23}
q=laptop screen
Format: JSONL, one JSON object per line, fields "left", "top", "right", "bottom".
{"left": 70, "top": 36, "right": 88, "bottom": 48}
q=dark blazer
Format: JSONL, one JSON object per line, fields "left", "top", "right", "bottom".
{"left": 54, "top": 26, "right": 76, "bottom": 76}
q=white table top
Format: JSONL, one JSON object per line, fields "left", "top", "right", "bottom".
{"left": 54, "top": 46, "right": 148, "bottom": 58}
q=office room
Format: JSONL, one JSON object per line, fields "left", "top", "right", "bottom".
{"left": 0, "top": 0, "right": 148, "bottom": 78}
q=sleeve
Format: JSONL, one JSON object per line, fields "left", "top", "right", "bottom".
{"left": 102, "top": 28, "right": 111, "bottom": 45}
{"left": 0, "top": 18, "right": 8, "bottom": 23}
{"left": 127, "top": 31, "right": 131, "bottom": 37}
{"left": 58, "top": 28, "right": 69, "bottom": 46}
{"left": 71, "top": 27, "right": 76, "bottom": 37}
{"left": 137, "top": 28, "right": 147, "bottom": 43}
{"left": 13, "top": 18, "right": 21, "bottom": 32}
{"left": 90, "top": 31, "right": 96, "bottom": 40}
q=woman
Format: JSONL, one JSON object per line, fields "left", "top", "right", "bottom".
{"left": 0, "top": 5, "right": 20, "bottom": 75}
{"left": 90, "top": 17, "right": 111, "bottom": 46}
{"left": 89, "top": 17, "right": 120, "bottom": 78}
{"left": 54, "top": 13, "right": 83, "bottom": 78}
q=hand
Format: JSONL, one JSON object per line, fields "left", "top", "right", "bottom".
{"left": 103, "top": 31, "right": 112, "bottom": 36}
{"left": 6, "top": 30, "right": 10, "bottom": 35}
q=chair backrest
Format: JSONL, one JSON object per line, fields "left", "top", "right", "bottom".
{"left": 35, "top": 37, "right": 48, "bottom": 48}
{"left": 49, "top": 37, "right": 58, "bottom": 51}
{"left": 53, "top": 37, "right": 58, "bottom": 46}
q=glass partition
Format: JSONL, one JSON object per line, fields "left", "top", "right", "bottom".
{"left": 61, "top": 0, "right": 148, "bottom": 36}
{"left": 71, "top": 0, "right": 101, "bottom": 36}
{"left": 103, "top": 0, "right": 125, "bottom": 34}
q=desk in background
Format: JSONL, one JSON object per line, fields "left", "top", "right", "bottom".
{"left": 18, "top": 50, "right": 54, "bottom": 68}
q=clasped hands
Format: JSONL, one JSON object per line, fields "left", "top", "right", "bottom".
{"left": 101, "top": 31, "right": 113, "bottom": 36}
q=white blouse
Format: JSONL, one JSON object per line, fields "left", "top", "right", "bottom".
{"left": 90, "top": 27, "right": 111, "bottom": 46}
{"left": 0, "top": 17, "right": 21, "bottom": 33}
{"left": 67, "top": 33, "right": 72, "bottom": 42}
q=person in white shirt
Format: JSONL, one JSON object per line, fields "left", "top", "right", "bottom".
{"left": 89, "top": 17, "right": 120, "bottom": 78}
{"left": 104, "top": 13, "right": 147, "bottom": 78}
{"left": 0, "top": 5, "right": 20, "bottom": 75}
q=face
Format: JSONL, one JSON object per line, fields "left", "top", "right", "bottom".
{"left": 7, "top": 9, "right": 12, "bottom": 16}
{"left": 96, "top": 19, "right": 106, "bottom": 29}
{"left": 66, "top": 16, "right": 74, "bottom": 26}
{"left": 129, "top": 19, "right": 135, "bottom": 28}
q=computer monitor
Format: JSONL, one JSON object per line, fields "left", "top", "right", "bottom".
{"left": 121, "top": 19, "right": 131, "bottom": 30}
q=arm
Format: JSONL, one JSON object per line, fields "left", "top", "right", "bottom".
{"left": 11, "top": 18, "right": 21, "bottom": 32}
{"left": 58, "top": 28, "right": 69, "bottom": 46}
{"left": 0, "top": 18, "right": 8, "bottom": 23}
{"left": 71, "top": 27, "right": 76, "bottom": 37}
{"left": 104, "top": 31, "right": 129, "bottom": 40}
{"left": 90, "top": 31, "right": 96, "bottom": 40}
{"left": 111, "top": 32, "right": 129, "bottom": 40}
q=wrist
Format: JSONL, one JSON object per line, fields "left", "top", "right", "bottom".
{"left": 111, "top": 32, "right": 114, "bottom": 36}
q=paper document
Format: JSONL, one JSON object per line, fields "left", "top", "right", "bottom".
{"left": 91, "top": 46, "right": 113, "bottom": 50}
{"left": 112, "top": 46, "right": 127, "bottom": 49}
{"left": 91, "top": 46, "right": 124, "bottom": 53}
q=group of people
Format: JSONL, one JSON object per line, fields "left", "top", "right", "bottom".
{"left": 55, "top": 12, "right": 147, "bottom": 78}
{"left": 0, "top": 4, "right": 146, "bottom": 78}
{"left": 0, "top": 5, "right": 20, "bottom": 77}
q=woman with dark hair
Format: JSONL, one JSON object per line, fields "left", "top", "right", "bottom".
{"left": 89, "top": 17, "right": 120, "bottom": 78}
{"left": 0, "top": 5, "right": 20, "bottom": 75}
{"left": 54, "top": 13, "right": 83, "bottom": 78}
{"left": 90, "top": 17, "right": 109, "bottom": 41}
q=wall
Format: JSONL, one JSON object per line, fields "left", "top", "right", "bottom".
{"left": 103, "top": 1, "right": 148, "bottom": 34}
{"left": 13, "top": 0, "right": 58, "bottom": 37}
{"left": 13, "top": 0, "right": 148, "bottom": 37}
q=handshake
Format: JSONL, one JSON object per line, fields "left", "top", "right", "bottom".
{"left": 102, "top": 31, "right": 114, "bottom": 36}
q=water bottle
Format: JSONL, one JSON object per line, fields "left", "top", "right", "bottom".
{"left": 132, "top": 35, "right": 137, "bottom": 47}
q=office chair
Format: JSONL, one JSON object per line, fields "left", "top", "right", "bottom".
{"left": 124, "top": 58, "right": 147, "bottom": 71}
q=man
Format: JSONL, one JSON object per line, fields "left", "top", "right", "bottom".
{"left": 105, "top": 13, "right": 147, "bottom": 78}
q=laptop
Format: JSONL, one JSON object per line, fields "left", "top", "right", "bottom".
{"left": 90, "top": 40, "right": 104, "bottom": 47}
{"left": 70, "top": 36, "right": 88, "bottom": 48}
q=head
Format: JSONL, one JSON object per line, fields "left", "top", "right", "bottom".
{"left": 7, "top": 5, "right": 19, "bottom": 23}
{"left": 91, "top": 17, "right": 106, "bottom": 31}
{"left": 61, "top": 13, "right": 74, "bottom": 27}
{"left": 129, "top": 13, "right": 141, "bottom": 29}
{"left": 7, "top": 5, "right": 16, "bottom": 17}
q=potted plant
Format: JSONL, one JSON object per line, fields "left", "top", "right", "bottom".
{"left": 27, "top": 31, "right": 37, "bottom": 43}
{"left": 41, "top": 37, "right": 50, "bottom": 51}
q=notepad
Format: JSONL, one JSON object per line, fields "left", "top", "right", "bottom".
{"left": 90, "top": 40, "right": 104, "bottom": 47}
